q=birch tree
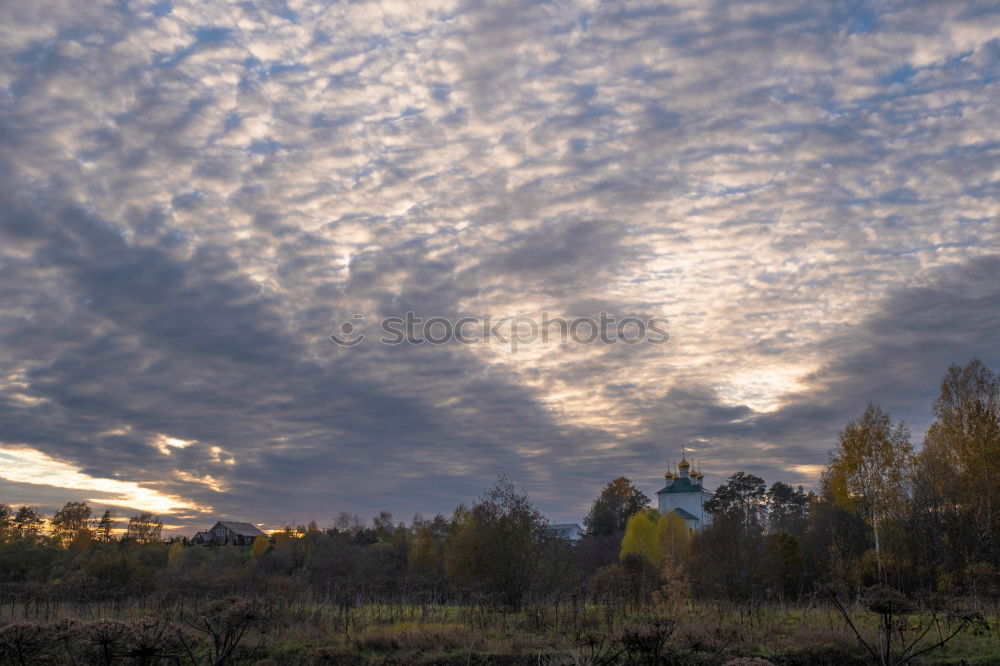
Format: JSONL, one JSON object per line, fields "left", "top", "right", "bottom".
{"left": 921, "top": 359, "right": 1000, "bottom": 563}
{"left": 828, "top": 402, "right": 912, "bottom": 582}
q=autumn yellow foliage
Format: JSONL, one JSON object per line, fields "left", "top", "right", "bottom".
{"left": 620, "top": 509, "right": 692, "bottom": 567}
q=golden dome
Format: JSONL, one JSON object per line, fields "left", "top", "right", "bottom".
{"left": 678, "top": 458, "right": 690, "bottom": 469}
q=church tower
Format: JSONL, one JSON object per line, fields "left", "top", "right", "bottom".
{"left": 656, "top": 452, "right": 713, "bottom": 530}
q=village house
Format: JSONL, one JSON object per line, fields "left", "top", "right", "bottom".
{"left": 547, "top": 523, "right": 584, "bottom": 541}
{"left": 191, "top": 521, "right": 267, "bottom": 546}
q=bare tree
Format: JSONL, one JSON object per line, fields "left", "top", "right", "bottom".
{"left": 126, "top": 512, "right": 163, "bottom": 544}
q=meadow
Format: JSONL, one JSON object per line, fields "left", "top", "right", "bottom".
{"left": 1, "top": 594, "right": 998, "bottom": 665}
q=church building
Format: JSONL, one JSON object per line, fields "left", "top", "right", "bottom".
{"left": 657, "top": 454, "right": 712, "bottom": 530}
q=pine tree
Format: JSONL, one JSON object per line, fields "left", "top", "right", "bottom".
{"left": 96, "top": 510, "right": 116, "bottom": 543}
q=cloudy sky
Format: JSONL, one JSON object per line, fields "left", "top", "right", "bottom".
{"left": 1, "top": 0, "right": 998, "bottom": 531}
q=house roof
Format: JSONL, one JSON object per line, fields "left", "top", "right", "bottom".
{"left": 671, "top": 507, "right": 699, "bottom": 521}
{"left": 547, "top": 523, "right": 584, "bottom": 539}
{"left": 211, "top": 521, "right": 266, "bottom": 537}
{"left": 656, "top": 477, "right": 712, "bottom": 495}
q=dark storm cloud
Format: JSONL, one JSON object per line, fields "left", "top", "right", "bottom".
{"left": 0, "top": 164, "right": 609, "bottom": 522}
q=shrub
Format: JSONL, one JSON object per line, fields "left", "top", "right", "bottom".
{"left": 122, "top": 616, "right": 193, "bottom": 663}
{"left": 311, "top": 645, "right": 368, "bottom": 665}
{"left": 353, "top": 622, "right": 481, "bottom": 653}
{"left": 0, "top": 622, "right": 45, "bottom": 666}
{"left": 81, "top": 618, "right": 131, "bottom": 666}
{"left": 186, "top": 597, "right": 266, "bottom": 665}
{"left": 616, "top": 616, "right": 677, "bottom": 663}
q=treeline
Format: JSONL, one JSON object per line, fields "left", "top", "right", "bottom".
{"left": 1, "top": 359, "right": 998, "bottom": 609}
{"left": 614, "top": 359, "right": 1000, "bottom": 604}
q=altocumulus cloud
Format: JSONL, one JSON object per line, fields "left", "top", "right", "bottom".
{"left": 0, "top": 0, "right": 998, "bottom": 528}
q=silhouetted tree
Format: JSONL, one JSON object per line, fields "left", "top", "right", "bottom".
{"left": 706, "top": 471, "right": 767, "bottom": 530}
{"left": 12, "top": 506, "right": 44, "bottom": 541}
{"left": 126, "top": 512, "right": 163, "bottom": 544}
{"left": 96, "top": 510, "right": 116, "bottom": 543}
{"left": 51, "top": 501, "right": 93, "bottom": 546}
{"left": 0, "top": 504, "right": 11, "bottom": 543}
{"left": 695, "top": 471, "right": 768, "bottom": 600}
{"left": 767, "top": 481, "right": 810, "bottom": 536}
{"left": 444, "top": 477, "right": 549, "bottom": 607}
{"left": 372, "top": 510, "right": 394, "bottom": 542}
{"left": 583, "top": 477, "right": 650, "bottom": 536}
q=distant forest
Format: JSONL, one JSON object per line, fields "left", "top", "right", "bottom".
{"left": 1, "top": 359, "right": 998, "bottom": 664}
